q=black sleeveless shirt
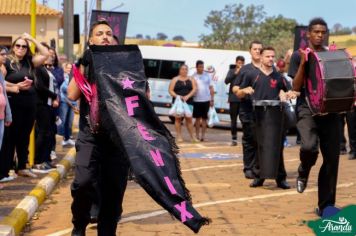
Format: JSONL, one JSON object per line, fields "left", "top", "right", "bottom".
{"left": 173, "top": 79, "right": 193, "bottom": 104}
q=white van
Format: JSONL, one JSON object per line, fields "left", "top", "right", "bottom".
{"left": 139, "top": 45, "right": 251, "bottom": 124}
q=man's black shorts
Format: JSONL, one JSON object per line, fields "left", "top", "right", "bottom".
{"left": 193, "top": 101, "right": 210, "bottom": 119}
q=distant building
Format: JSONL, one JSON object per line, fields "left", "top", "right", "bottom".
{"left": 0, "top": 0, "right": 61, "bottom": 48}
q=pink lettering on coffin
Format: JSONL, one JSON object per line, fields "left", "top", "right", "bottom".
{"left": 137, "top": 123, "right": 155, "bottom": 141}
{"left": 149, "top": 149, "right": 164, "bottom": 167}
{"left": 125, "top": 95, "right": 139, "bottom": 116}
{"left": 164, "top": 176, "right": 177, "bottom": 195}
{"left": 174, "top": 201, "right": 193, "bottom": 223}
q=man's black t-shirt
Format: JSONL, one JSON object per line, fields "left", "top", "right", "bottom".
{"left": 288, "top": 51, "right": 307, "bottom": 104}
{"left": 239, "top": 69, "right": 288, "bottom": 101}
{"left": 233, "top": 63, "right": 260, "bottom": 112}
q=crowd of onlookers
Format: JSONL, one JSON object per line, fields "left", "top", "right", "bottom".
{"left": 0, "top": 33, "right": 77, "bottom": 189}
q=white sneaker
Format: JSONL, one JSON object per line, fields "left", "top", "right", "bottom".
{"left": 0, "top": 176, "right": 15, "bottom": 182}
{"left": 61, "top": 140, "right": 69, "bottom": 146}
{"left": 18, "top": 169, "right": 38, "bottom": 178}
{"left": 50, "top": 151, "right": 57, "bottom": 160}
{"left": 67, "top": 139, "right": 76, "bottom": 146}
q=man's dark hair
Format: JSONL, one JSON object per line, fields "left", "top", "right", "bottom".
{"left": 249, "top": 40, "right": 263, "bottom": 50}
{"left": 308, "top": 17, "right": 328, "bottom": 31}
{"left": 196, "top": 60, "right": 204, "bottom": 67}
{"left": 89, "top": 20, "right": 111, "bottom": 37}
{"left": 260, "top": 46, "right": 275, "bottom": 55}
{"left": 236, "top": 55, "right": 245, "bottom": 62}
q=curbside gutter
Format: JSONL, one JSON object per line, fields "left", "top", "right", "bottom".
{"left": 0, "top": 148, "right": 76, "bottom": 236}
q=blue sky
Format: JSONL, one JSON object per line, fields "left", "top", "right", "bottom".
{"left": 47, "top": 0, "right": 356, "bottom": 41}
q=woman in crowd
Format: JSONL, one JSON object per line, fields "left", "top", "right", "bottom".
{"left": 0, "top": 46, "right": 13, "bottom": 185}
{"left": 0, "top": 33, "right": 49, "bottom": 178}
{"left": 47, "top": 47, "right": 63, "bottom": 160}
{"left": 168, "top": 64, "right": 198, "bottom": 142}
{"left": 58, "top": 62, "right": 76, "bottom": 147}
{"left": 33, "top": 43, "right": 59, "bottom": 172}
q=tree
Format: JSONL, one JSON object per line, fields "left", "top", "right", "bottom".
{"left": 352, "top": 26, "right": 356, "bottom": 34}
{"left": 172, "top": 35, "right": 185, "bottom": 41}
{"left": 258, "top": 15, "right": 297, "bottom": 56}
{"left": 156, "top": 32, "right": 168, "bottom": 40}
{"left": 332, "top": 23, "right": 343, "bottom": 33}
{"left": 145, "top": 35, "right": 151, "bottom": 40}
{"left": 200, "top": 3, "right": 265, "bottom": 50}
{"left": 200, "top": 4, "right": 297, "bottom": 53}
{"left": 136, "top": 34, "right": 143, "bottom": 39}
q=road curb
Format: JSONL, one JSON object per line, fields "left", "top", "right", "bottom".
{"left": 0, "top": 148, "right": 76, "bottom": 236}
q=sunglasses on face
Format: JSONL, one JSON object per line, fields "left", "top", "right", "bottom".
{"left": 0, "top": 52, "right": 7, "bottom": 56}
{"left": 45, "top": 64, "right": 53, "bottom": 68}
{"left": 15, "top": 44, "right": 28, "bottom": 49}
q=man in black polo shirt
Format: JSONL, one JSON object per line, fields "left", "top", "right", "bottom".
{"left": 232, "top": 41, "right": 262, "bottom": 179}
{"left": 236, "top": 46, "right": 294, "bottom": 189}
{"left": 288, "top": 17, "right": 340, "bottom": 216}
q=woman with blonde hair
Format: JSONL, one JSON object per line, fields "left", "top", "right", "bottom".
{"left": 169, "top": 64, "right": 198, "bottom": 142}
{"left": 0, "top": 33, "right": 49, "bottom": 178}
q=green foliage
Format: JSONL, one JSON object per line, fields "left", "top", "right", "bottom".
{"left": 200, "top": 4, "right": 297, "bottom": 55}
{"left": 172, "top": 35, "right": 186, "bottom": 41}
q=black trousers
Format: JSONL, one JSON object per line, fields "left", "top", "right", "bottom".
{"left": 71, "top": 128, "right": 129, "bottom": 236}
{"left": 35, "top": 104, "right": 55, "bottom": 164}
{"left": 0, "top": 99, "right": 36, "bottom": 171}
{"left": 296, "top": 103, "right": 340, "bottom": 210}
{"left": 346, "top": 109, "right": 356, "bottom": 155}
{"left": 0, "top": 127, "right": 11, "bottom": 179}
{"left": 339, "top": 114, "right": 347, "bottom": 151}
{"left": 239, "top": 111, "right": 256, "bottom": 173}
{"left": 229, "top": 102, "right": 240, "bottom": 140}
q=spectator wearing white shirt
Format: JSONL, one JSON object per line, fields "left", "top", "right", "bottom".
{"left": 192, "top": 60, "right": 214, "bottom": 141}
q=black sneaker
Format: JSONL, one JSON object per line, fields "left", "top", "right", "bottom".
{"left": 250, "top": 178, "right": 264, "bottom": 187}
{"left": 230, "top": 140, "right": 237, "bottom": 146}
{"left": 296, "top": 177, "right": 307, "bottom": 193}
{"left": 340, "top": 148, "right": 347, "bottom": 155}
{"left": 349, "top": 153, "right": 356, "bottom": 160}
{"left": 276, "top": 180, "right": 291, "bottom": 189}
{"left": 315, "top": 207, "right": 323, "bottom": 217}
{"left": 32, "top": 163, "right": 51, "bottom": 174}
{"left": 71, "top": 227, "right": 86, "bottom": 236}
{"left": 244, "top": 170, "right": 255, "bottom": 179}
{"left": 44, "top": 162, "right": 57, "bottom": 169}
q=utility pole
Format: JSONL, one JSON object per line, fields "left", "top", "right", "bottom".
{"left": 96, "top": 0, "right": 102, "bottom": 10}
{"left": 84, "top": 0, "right": 88, "bottom": 45}
{"left": 63, "top": 0, "right": 74, "bottom": 60}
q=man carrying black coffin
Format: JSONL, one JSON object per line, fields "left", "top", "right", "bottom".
{"left": 68, "top": 20, "right": 129, "bottom": 236}
{"left": 236, "top": 46, "right": 295, "bottom": 189}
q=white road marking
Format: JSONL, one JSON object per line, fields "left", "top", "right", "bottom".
{"left": 181, "top": 158, "right": 298, "bottom": 172}
{"left": 46, "top": 182, "right": 354, "bottom": 236}
{"left": 182, "top": 163, "right": 242, "bottom": 172}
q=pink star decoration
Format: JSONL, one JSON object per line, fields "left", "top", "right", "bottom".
{"left": 122, "top": 77, "right": 135, "bottom": 89}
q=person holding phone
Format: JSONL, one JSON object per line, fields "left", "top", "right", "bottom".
{"left": 0, "top": 33, "right": 49, "bottom": 178}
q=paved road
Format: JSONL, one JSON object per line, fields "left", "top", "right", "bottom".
{"left": 23, "top": 123, "right": 356, "bottom": 236}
